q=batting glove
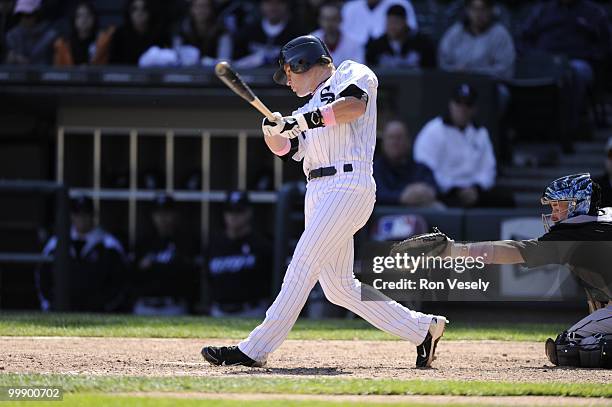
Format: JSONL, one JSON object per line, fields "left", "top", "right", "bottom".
{"left": 262, "top": 112, "right": 301, "bottom": 139}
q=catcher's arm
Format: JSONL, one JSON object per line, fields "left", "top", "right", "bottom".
{"left": 391, "top": 229, "right": 525, "bottom": 265}
{"left": 445, "top": 241, "right": 525, "bottom": 265}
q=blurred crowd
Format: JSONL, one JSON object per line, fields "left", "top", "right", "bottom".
{"left": 1, "top": 0, "right": 610, "bottom": 148}
{"left": 0, "top": 0, "right": 608, "bottom": 73}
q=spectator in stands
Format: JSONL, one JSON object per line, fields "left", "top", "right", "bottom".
{"left": 35, "top": 196, "right": 128, "bottom": 312}
{"left": 204, "top": 191, "right": 272, "bottom": 317}
{"left": 414, "top": 83, "right": 514, "bottom": 208}
{"left": 594, "top": 137, "right": 612, "bottom": 208}
{"left": 173, "top": 0, "right": 232, "bottom": 65}
{"left": 311, "top": 2, "right": 363, "bottom": 64}
{"left": 53, "top": 1, "right": 114, "bottom": 66}
{"left": 133, "top": 194, "right": 197, "bottom": 316}
{"left": 216, "top": 0, "right": 258, "bottom": 35}
{"left": 4, "top": 0, "right": 57, "bottom": 64}
{"left": 108, "top": 0, "right": 170, "bottom": 65}
{"left": 438, "top": 0, "right": 515, "bottom": 80}
{"left": 366, "top": 5, "right": 435, "bottom": 69}
{"left": 300, "top": 0, "right": 326, "bottom": 33}
{"left": 436, "top": 0, "right": 512, "bottom": 55}
{"left": 374, "top": 120, "right": 440, "bottom": 207}
{"left": 519, "top": 0, "right": 611, "bottom": 136}
{"left": 341, "top": 0, "right": 417, "bottom": 46}
{"left": 232, "top": 0, "right": 303, "bottom": 68}
{"left": 0, "top": 0, "right": 16, "bottom": 61}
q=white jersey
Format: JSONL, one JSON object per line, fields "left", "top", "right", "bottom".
{"left": 290, "top": 60, "right": 378, "bottom": 178}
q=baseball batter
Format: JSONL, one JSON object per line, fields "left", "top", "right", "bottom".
{"left": 202, "top": 35, "right": 447, "bottom": 368}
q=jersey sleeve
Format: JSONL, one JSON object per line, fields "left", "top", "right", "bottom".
{"left": 509, "top": 227, "right": 578, "bottom": 268}
{"left": 334, "top": 61, "right": 378, "bottom": 99}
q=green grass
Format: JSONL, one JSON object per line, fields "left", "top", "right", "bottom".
{"left": 0, "top": 312, "right": 565, "bottom": 342}
{"left": 0, "top": 374, "right": 610, "bottom": 398}
{"left": 0, "top": 393, "right": 507, "bottom": 407}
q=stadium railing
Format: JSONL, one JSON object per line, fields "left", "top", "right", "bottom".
{"left": 56, "top": 126, "right": 281, "bottom": 250}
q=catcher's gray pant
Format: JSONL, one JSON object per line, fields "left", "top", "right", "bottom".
{"left": 568, "top": 305, "right": 612, "bottom": 346}
{"left": 238, "top": 167, "right": 433, "bottom": 363}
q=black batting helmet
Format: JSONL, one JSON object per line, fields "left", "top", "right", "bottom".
{"left": 273, "top": 35, "right": 333, "bottom": 85}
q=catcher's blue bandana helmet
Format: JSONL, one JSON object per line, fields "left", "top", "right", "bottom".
{"left": 541, "top": 173, "right": 594, "bottom": 231}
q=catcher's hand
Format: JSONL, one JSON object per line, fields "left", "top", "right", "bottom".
{"left": 389, "top": 228, "right": 452, "bottom": 259}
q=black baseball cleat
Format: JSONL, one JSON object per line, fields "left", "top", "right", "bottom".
{"left": 545, "top": 338, "right": 559, "bottom": 366}
{"left": 201, "top": 346, "right": 265, "bottom": 367}
{"left": 416, "top": 316, "right": 447, "bottom": 368}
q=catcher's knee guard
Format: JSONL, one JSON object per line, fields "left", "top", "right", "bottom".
{"left": 545, "top": 331, "right": 580, "bottom": 367}
{"left": 546, "top": 331, "right": 612, "bottom": 368}
{"left": 579, "top": 333, "right": 612, "bottom": 368}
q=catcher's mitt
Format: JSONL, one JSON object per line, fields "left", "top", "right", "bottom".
{"left": 389, "top": 227, "right": 451, "bottom": 259}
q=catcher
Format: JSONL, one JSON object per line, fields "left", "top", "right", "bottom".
{"left": 393, "top": 173, "right": 612, "bottom": 368}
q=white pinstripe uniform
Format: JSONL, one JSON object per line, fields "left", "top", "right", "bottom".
{"left": 239, "top": 60, "right": 434, "bottom": 363}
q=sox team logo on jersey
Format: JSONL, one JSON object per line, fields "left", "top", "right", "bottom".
{"left": 320, "top": 86, "right": 335, "bottom": 105}
{"left": 288, "top": 60, "right": 379, "bottom": 177}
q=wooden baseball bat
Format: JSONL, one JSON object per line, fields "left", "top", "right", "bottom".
{"left": 215, "top": 61, "right": 276, "bottom": 121}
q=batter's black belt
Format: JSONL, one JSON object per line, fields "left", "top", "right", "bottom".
{"left": 308, "top": 164, "right": 353, "bottom": 180}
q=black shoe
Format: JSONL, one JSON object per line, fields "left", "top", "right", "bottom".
{"left": 545, "top": 338, "right": 558, "bottom": 366}
{"left": 201, "top": 346, "right": 264, "bottom": 367}
{"left": 416, "top": 316, "right": 447, "bottom": 368}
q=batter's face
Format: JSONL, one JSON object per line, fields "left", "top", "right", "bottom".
{"left": 285, "top": 64, "right": 319, "bottom": 97}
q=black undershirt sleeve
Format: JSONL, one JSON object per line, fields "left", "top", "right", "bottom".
{"left": 339, "top": 84, "right": 368, "bottom": 105}
{"left": 511, "top": 239, "right": 562, "bottom": 268}
{"left": 278, "top": 137, "right": 300, "bottom": 162}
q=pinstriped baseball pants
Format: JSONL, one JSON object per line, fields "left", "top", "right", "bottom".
{"left": 238, "top": 167, "right": 433, "bottom": 363}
